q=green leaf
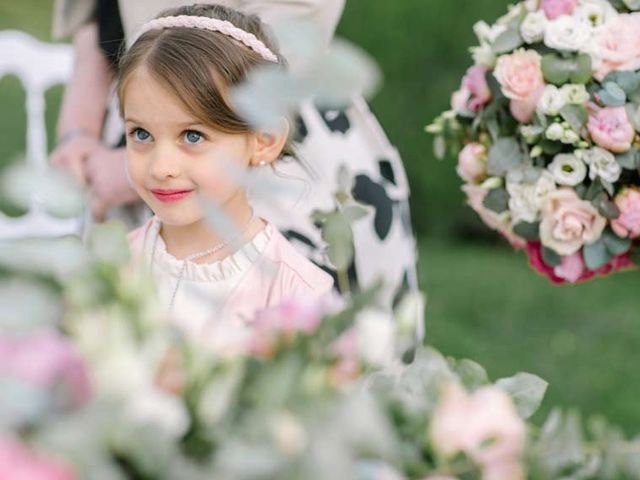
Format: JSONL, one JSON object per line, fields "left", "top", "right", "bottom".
{"left": 624, "top": 103, "right": 640, "bottom": 132}
{"left": 570, "top": 54, "right": 592, "bottom": 84}
{"left": 541, "top": 139, "right": 563, "bottom": 155}
{"left": 598, "top": 82, "right": 627, "bottom": 107}
{"left": 322, "top": 212, "right": 354, "bottom": 271}
{"left": 616, "top": 147, "right": 639, "bottom": 170}
{"left": 487, "top": 137, "right": 524, "bottom": 176}
{"left": 541, "top": 54, "right": 573, "bottom": 85}
{"left": 542, "top": 247, "right": 562, "bottom": 267}
{"left": 560, "top": 104, "right": 588, "bottom": 132}
{"left": 482, "top": 187, "right": 509, "bottom": 213}
{"left": 584, "top": 179, "right": 605, "bottom": 201}
{"left": 343, "top": 204, "right": 371, "bottom": 223}
{"left": 538, "top": 409, "right": 586, "bottom": 475}
{"left": 492, "top": 28, "right": 523, "bottom": 54}
{"left": 603, "top": 230, "right": 632, "bottom": 256}
{"left": 496, "top": 372, "right": 548, "bottom": 419}
{"left": 583, "top": 238, "right": 613, "bottom": 270}
{"left": 623, "top": 0, "right": 640, "bottom": 10}
{"left": 603, "top": 70, "right": 640, "bottom": 95}
{"left": 449, "top": 358, "right": 489, "bottom": 391}
{"left": 513, "top": 221, "right": 540, "bottom": 241}
{"left": 594, "top": 193, "right": 621, "bottom": 219}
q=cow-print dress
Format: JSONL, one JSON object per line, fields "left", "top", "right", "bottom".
{"left": 97, "top": 0, "right": 423, "bottom": 339}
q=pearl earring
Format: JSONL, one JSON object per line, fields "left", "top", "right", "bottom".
{"left": 258, "top": 160, "right": 267, "bottom": 167}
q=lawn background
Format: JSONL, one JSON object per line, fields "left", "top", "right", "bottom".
{"left": 1, "top": 0, "right": 638, "bottom": 431}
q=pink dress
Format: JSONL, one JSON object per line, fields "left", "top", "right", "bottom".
{"left": 128, "top": 217, "right": 334, "bottom": 350}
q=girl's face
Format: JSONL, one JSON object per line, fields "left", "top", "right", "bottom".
{"left": 123, "top": 66, "right": 257, "bottom": 227}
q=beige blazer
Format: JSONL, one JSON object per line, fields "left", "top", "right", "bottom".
{"left": 52, "top": 0, "right": 345, "bottom": 64}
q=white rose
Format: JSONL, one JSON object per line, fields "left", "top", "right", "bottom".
{"left": 507, "top": 171, "right": 557, "bottom": 224}
{"left": 355, "top": 309, "right": 396, "bottom": 367}
{"left": 474, "top": 20, "right": 507, "bottom": 44}
{"left": 574, "top": 0, "right": 619, "bottom": 27}
{"left": 560, "top": 84, "right": 590, "bottom": 104}
{"left": 546, "top": 123, "right": 565, "bottom": 140}
{"left": 544, "top": 16, "right": 592, "bottom": 51}
{"left": 520, "top": 11, "right": 547, "bottom": 44}
{"left": 470, "top": 43, "right": 496, "bottom": 67}
{"left": 537, "top": 85, "right": 566, "bottom": 116}
{"left": 548, "top": 153, "right": 587, "bottom": 186}
{"left": 581, "top": 146, "right": 622, "bottom": 183}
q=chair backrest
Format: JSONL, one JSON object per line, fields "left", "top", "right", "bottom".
{"left": 0, "top": 30, "right": 82, "bottom": 239}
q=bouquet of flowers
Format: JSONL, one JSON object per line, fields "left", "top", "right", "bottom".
{"left": 428, "top": 0, "right": 640, "bottom": 283}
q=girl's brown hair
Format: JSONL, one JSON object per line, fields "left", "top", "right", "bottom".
{"left": 117, "top": 3, "right": 292, "bottom": 154}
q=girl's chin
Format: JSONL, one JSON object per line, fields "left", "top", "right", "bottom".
{"left": 153, "top": 210, "right": 203, "bottom": 227}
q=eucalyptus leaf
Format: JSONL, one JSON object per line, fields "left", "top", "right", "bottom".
{"left": 583, "top": 238, "right": 613, "bottom": 270}
{"left": 538, "top": 409, "right": 586, "bottom": 476}
{"left": 598, "top": 82, "right": 627, "bottom": 107}
{"left": 482, "top": 187, "right": 509, "bottom": 213}
{"left": 623, "top": 0, "right": 640, "bottom": 10}
{"left": 594, "top": 193, "right": 621, "bottom": 220}
{"left": 496, "top": 372, "right": 548, "bottom": 420}
{"left": 492, "top": 28, "right": 523, "bottom": 54}
{"left": 603, "top": 230, "right": 632, "bottom": 256}
{"left": 542, "top": 246, "right": 562, "bottom": 267}
{"left": 560, "top": 104, "right": 588, "bottom": 132}
{"left": 487, "top": 137, "right": 524, "bottom": 176}
{"left": 570, "top": 54, "right": 592, "bottom": 84}
{"left": 448, "top": 358, "right": 489, "bottom": 390}
{"left": 624, "top": 103, "right": 640, "bottom": 132}
{"left": 541, "top": 54, "right": 573, "bottom": 85}
{"left": 616, "top": 148, "right": 639, "bottom": 170}
{"left": 513, "top": 221, "right": 540, "bottom": 241}
{"left": 603, "top": 71, "right": 640, "bottom": 95}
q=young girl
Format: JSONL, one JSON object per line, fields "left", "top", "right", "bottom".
{"left": 122, "top": 4, "right": 334, "bottom": 341}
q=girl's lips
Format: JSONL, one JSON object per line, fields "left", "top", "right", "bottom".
{"left": 150, "top": 189, "right": 194, "bottom": 203}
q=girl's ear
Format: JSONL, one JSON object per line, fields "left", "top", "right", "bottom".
{"left": 251, "top": 119, "right": 290, "bottom": 167}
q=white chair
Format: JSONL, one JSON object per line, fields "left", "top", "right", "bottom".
{"left": 0, "top": 30, "right": 82, "bottom": 239}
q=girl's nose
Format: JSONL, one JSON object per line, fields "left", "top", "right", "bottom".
{"left": 148, "top": 142, "right": 181, "bottom": 181}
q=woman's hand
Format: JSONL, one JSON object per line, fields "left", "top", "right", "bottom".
{"left": 50, "top": 133, "right": 100, "bottom": 185}
{"left": 85, "top": 145, "right": 140, "bottom": 221}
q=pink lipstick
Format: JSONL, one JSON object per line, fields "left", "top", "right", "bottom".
{"left": 150, "top": 188, "right": 194, "bottom": 203}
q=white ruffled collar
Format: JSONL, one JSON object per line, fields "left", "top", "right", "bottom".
{"left": 143, "top": 216, "right": 273, "bottom": 283}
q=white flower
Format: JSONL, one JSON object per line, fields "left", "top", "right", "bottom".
{"left": 537, "top": 85, "right": 566, "bottom": 116}
{"left": 355, "top": 309, "right": 395, "bottom": 367}
{"left": 560, "top": 84, "right": 590, "bottom": 104}
{"left": 125, "top": 387, "right": 190, "bottom": 438}
{"left": 521, "top": 11, "right": 548, "bottom": 44}
{"left": 544, "top": 15, "right": 592, "bottom": 51}
{"left": 270, "top": 412, "right": 308, "bottom": 456}
{"left": 574, "top": 0, "right": 619, "bottom": 27}
{"left": 548, "top": 153, "right": 588, "bottom": 186}
{"left": 581, "top": 147, "right": 622, "bottom": 183}
{"left": 473, "top": 21, "right": 507, "bottom": 44}
{"left": 507, "top": 171, "right": 557, "bottom": 224}
{"left": 560, "top": 129, "right": 581, "bottom": 144}
{"left": 546, "top": 123, "right": 565, "bottom": 140}
{"left": 469, "top": 44, "right": 496, "bottom": 67}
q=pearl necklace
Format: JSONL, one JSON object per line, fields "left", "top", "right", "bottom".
{"left": 150, "top": 213, "right": 257, "bottom": 312}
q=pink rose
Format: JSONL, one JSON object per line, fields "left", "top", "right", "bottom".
{"left": 457, "top": 143, "right": 487, "bottom": 183}
{"left": 540, "top": 189, "right": 606, "bottom": 255}
{"left": 587, "top": 105, "right": 635, "bottom": 153}
{"left": 248, "top": 297, "right": 326, "bottom": 358}
{"left": 0, "top": 438, "right": 75, "bottom": 480}
{"left": 553, "top": 251, "right": 587, "bottom": 283}
{"left": 590, "top": 14, "right": 640, "bottom": 81}
{"left": 462, "top": 184, "right": 527, "bottom": 249}
{"left": 430, "top": 383, "right": 526, "bottom": 479}
{"left": 451, "top": 65, "right": 492, "bottom": 114}
{"left": 494, "top": 49, "right": 545, "bottom": 123}
{"left": 541, "top": 0, "right": 576, "bottom": 20}
{"left": 0, "top": 331, "right": 91, "bottom": 408}
{"left": 612, "top": 188, "right": 640, "bottom": 239}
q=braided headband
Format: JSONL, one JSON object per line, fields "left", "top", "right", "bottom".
{"left": 134, "top": 15, "right": 279, "bottom": 63}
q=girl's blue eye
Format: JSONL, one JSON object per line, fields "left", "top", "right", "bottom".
{"left": 132, "top": 128, "right": 151, "bottom": 142}
{"left": 184, "top": 130, "right": 204, "bottom": 144}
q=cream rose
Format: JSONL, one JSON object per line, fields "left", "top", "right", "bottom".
{"left": 520, "top": 11, "right": 548, "bottom": 44}
{"left": 494, "top": 49, "right": 545, "bottom": 122}
{"left": 540, "top": 188, "right": 606, "bottom": 255}
{"left": 588, "top": 13, "right": 640, "bottom": 80}
{"left": 507, "top": 171, "right": 557, "bottom": 224}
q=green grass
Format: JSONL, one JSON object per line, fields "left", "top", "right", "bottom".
{"left": 418, "top": 238, "right": 640, "bottom": 431}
